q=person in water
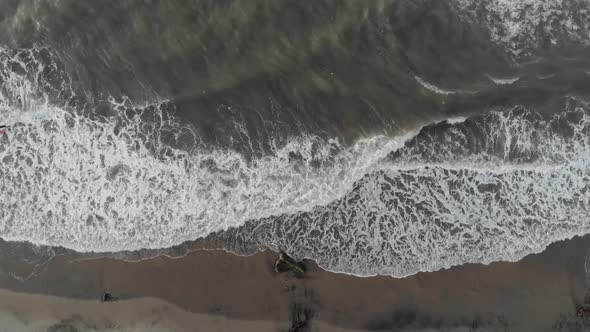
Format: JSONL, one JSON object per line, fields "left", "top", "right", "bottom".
{"left": 0, "top": 125, "right": 6, "bottom": 134}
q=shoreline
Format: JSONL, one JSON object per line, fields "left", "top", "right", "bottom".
{"left": 0, "top": 236, "right": 589, "bottom": 331}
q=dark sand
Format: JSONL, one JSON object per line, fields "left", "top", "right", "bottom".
{"left": 1, "top": 236, "right": 590, "bottom": 331}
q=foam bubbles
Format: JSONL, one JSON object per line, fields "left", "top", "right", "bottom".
{"left": 455, "top": 0, "right": 590, "bottom": 57}
{"left": 3, "top": 47, "right": 590, "bottom": 278}
{"left": 222, "top": 105, "right": 590, "bottom": 277}
{"left": 0, "top": 47, "right": 411, "bottom": 252}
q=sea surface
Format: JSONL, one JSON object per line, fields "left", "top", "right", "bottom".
{"left": 2, "top": 0, "right": 590, "bottom": 277}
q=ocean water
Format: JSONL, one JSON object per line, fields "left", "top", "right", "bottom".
{"left": 1, "top": 0, "right": 590, "bottom": 277}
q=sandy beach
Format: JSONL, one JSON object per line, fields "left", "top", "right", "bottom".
{"left": 0, "top": 235, "right": 589, "bottom": 331}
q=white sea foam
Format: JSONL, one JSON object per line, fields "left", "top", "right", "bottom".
{"left": 414, "top": 76, "right": 456, "bottom": 95}
{"left": 0, "top": 48, "right": 417, "bottom": 252}
{"left": 445, "top": 116, "right": 468, "bottom": 124}
{"left": 455, "top": 0, "right": 590, "bottom": 57}
{"left": 238, "top": 107, "right": 590, "bottom": 277}
{"left": 486, "top": 74, "right": 520, "bottom": 85}
{"left": 2, "top": 47, "right": 590, "bottom": 278}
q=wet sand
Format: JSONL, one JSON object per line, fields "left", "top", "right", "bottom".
{"left": 1, "top": 236, "right": 590, "bottom": 331}
{"left": 0, "top": 289, "right": 366, "bottom": 332}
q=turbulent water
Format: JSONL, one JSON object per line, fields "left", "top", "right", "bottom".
{"left": 1, "top": 0, "right": 590, "bottom": 277}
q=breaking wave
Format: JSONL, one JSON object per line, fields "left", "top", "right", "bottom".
{"left": 2, "top": 43, "right": 590, "bottom": 277}
{"left": 0, "top": 47, "right": 410, "bottom": 252}
{"left": 414, "top": 76, "right": 457, "bottom": 95}
{"left": 223, "top": 102, "right": 590, "bottom": 276}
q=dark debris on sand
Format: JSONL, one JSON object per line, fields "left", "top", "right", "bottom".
{"left": 275, "top": 251, "right": 306, "bottom": 278}
{"left": 288, "top": 303, "right": 313, "bottom": 332}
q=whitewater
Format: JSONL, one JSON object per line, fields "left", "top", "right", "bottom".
{"left": 2, "top": 0, "right": 590, "bottom": 277}
{"left": 1, "top": 46, "right": 590, "bottom": 277}
{"left": 0, "top": 47, "right": 417, "bottom": 252}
